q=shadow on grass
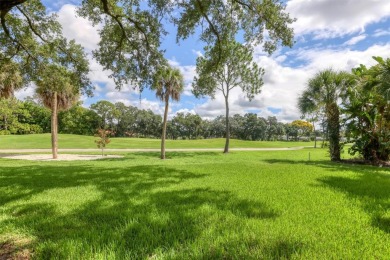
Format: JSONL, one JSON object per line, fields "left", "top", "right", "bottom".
{"left": 319, "top": 172, "right": 390, "bottom": 234}
{"left": 0, "top": 165, "right": 201, "bottom": 206}
{"left": 0, "top": 163, "right": 282, "bottom": 258}
{"left": 199, "top": 237, "right": 304, "bottom": 259}
{"left": 264, "top": 158, "right": 390, "bottom": 234}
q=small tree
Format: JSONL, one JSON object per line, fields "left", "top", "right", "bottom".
{"left": 95, "top": 129, "right": 113, "bottom": 156}
{"left": 193, "top": 41, "right": 264, "bottom": 153}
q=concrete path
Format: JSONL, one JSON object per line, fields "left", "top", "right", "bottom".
{"left": 0, "top": 147, "right": 307, "bottom": 153}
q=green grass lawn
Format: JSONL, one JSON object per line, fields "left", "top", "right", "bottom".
{"left": 0, "top": 133, "right": 315, "bottom": 149}
{"left": 0, "top": 148, "right": 389, "bottom": 259}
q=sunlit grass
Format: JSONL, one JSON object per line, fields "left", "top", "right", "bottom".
{"left": 0, "top": 133, "right": 314, "bottom": 149}
{"left": 0, "top": 148, "right": 389, "bottom": 259}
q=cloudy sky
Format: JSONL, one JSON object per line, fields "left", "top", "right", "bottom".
{"left": 16, "top": 0, "right": 390, "bottom": 122}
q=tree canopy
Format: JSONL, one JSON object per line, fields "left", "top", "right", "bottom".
{"left": 1, "top": 0, "right": 295, "bottom": 94}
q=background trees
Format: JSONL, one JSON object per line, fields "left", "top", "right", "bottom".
{"left": 90, "top": 101, "right": 118, "bottom": 130}
{"left": 59, "top": 103, "right": 100, "bottom": 136}
{"left": 0, "top": 97, "right": 320, "bottom": 144}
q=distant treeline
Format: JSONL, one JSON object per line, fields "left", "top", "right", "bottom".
{"left": 0, "top": 98, "right": 319, "bottom": 141}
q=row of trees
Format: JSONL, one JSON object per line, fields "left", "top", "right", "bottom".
{"left": 0, "top": 98, "right": 316, "bottom": 141}
{"left": 299, "top": 57, "right": 390, "bottom": 163}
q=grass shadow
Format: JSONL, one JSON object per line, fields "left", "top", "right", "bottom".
{"left": 0, "top": 162, "right": 281, "bottom": 258}
{"left": 318, "top": 172, "right": 390, "bottom": 234}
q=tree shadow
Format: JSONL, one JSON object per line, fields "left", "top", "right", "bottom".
{"left": 263, "top": 158, "right": 390, "bottom": 234}
{"left": 0, "top": 163, "right": 283, "bottom": 258}
{"left": 0, "top": 164, "right": 203, "bottom": 206}
{"left": 263, "top": 158, "right": 386, "bottom": 173}
{"left": 318, "top": 173, "right": 390, "bottom": 234}
{"left": 198, "top": 237, "right": 304, "bottom": 259}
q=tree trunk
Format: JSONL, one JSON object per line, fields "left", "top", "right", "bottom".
{"left": 326, "top": 102, "right": 340, "bottom": 161}
{"left": 224, "top": 94, "right": 230, "bottom": 153}
{"left": 313, "top": 122, "right": 317, "bottom": 148}
{"left": 4, "top": 115, "right": 7, "bottom": 131}
{"left": 321, "top": 120, "right": 326, "bottom": 148}
{"left": 161, "top": 98, "right": 169, "bottom": 159}
{"left": 51, "top": 93, "right": 58, "bottom": 159}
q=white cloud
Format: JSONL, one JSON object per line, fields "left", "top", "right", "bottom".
{"left": 191, "top": 49, "right": 203, "bottom": 57}
{"left": 293, "top": 44, "right": 390, "bottom": 72}
{"left": 175, "top": 108, "right": 196, "bottom": 115}
{"left": 343, "top": 34, "right": 367, "bottom": 46}
{"left": 373, "top": 29, "right": 390, "bottom": 37}
{"left": 57, "top": 4, "right": 100, "bottom": 51}
{"left": 14, "top": 84, "right": 36, "bottom": 101}
{"left": 287, "top": 0, "right": 390, "bottom": 38}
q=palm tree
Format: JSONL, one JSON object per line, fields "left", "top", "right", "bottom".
{"left": 35, "top": 65, "right": 79, "bottom": 159}
{"left": 300, "top": 69, "right": 353, "bottom": 161}
{"left": 0, "top": 62, "right": 23, "bottom": 98}
{"left": 152, "top": 66, "right": 184, "bottom": 159}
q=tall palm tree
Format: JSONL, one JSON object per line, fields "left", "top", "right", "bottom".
{"left": 35, "top": 65, "right": 79, "bottom": 159}
{"left": 152, "top": 66, "right": 184, "bottom": 159}
{"left": 0, "top": 62, "right": 23, "bottom": 98}
{"left": 300, "top": 69, "right": 353, "bottom": 161}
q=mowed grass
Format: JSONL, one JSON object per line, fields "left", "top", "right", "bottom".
{"left": 0, "top": 133, "right": 314, "bottom": 149}
{"left": 0, "top": 148, "right": 389, "bottom": 259}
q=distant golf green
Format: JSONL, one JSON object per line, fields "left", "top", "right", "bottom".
{"left": 0, "top": 148, "right": 389, "bottom": 259}
{"left": 0, "top": 133, "right": 315, "bottom": 149}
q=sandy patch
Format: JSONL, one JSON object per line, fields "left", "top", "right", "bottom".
{"left": 1, "top": 154, "right": 124, "bottom": 161}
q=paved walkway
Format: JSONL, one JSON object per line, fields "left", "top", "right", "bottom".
{"left": 0, "top": 147, "right": 307, "bottom": 153}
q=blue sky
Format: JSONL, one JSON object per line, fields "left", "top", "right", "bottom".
{"left": 16, "top": 0, "right": 390, "bottom": 122}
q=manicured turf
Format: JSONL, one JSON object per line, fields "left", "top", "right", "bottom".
{"left": 0, "top": 133, "right": 315, "bottom": 149}
{"left": 0, "top": 148, "right": 389, "bottom": 259}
